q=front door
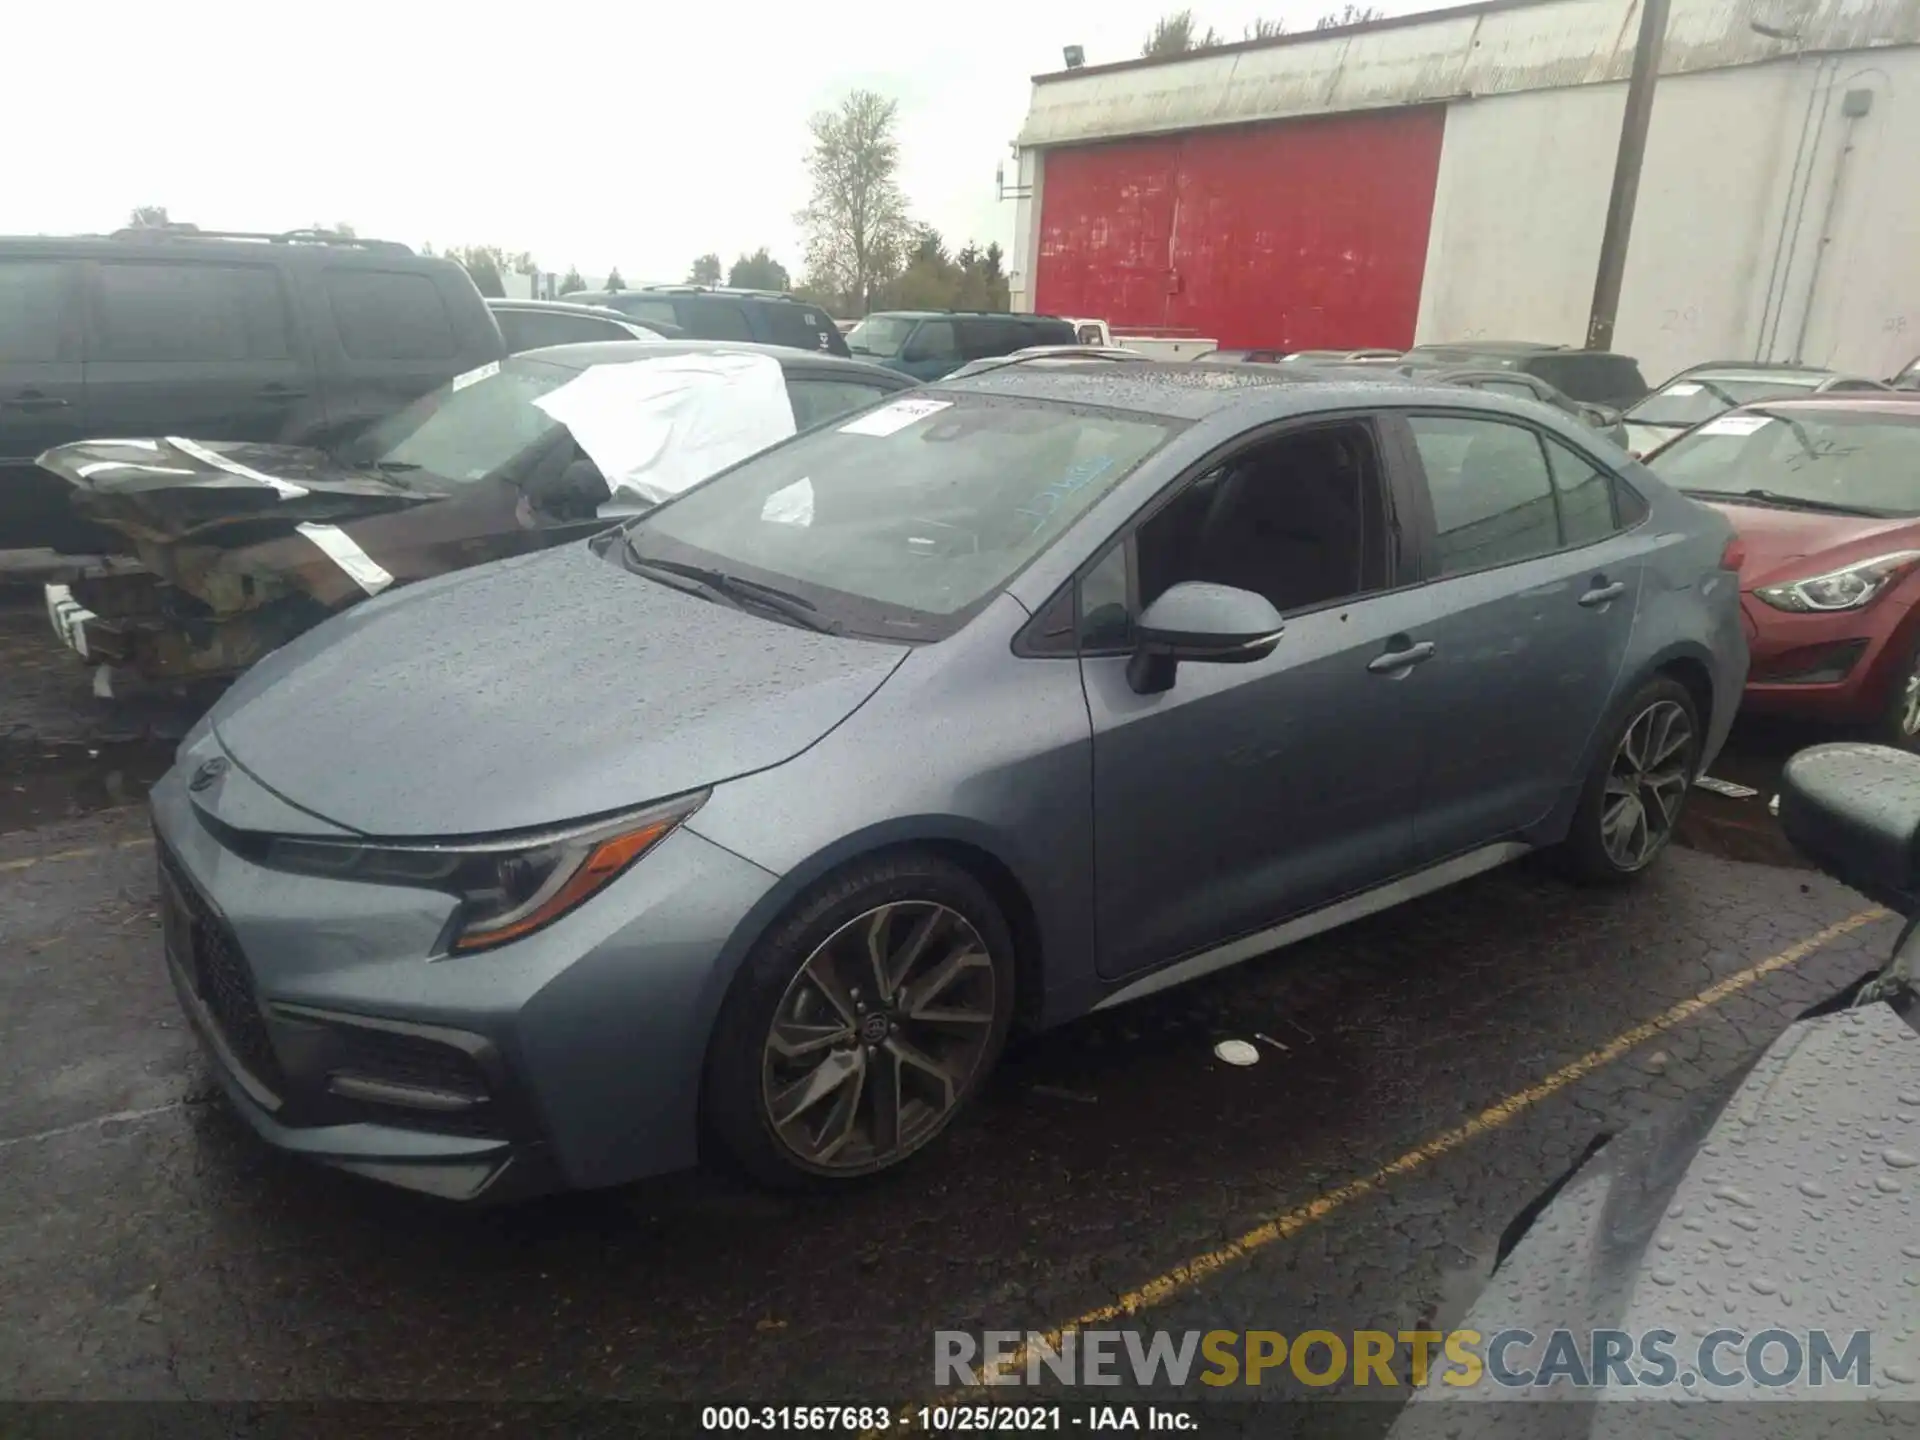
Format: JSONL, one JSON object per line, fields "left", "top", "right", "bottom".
{"left": 0, "top": 257, "right": 90, "bottom": 551}
{"left": 1396, "top": 413, "right": 1644, "bottom": 861}
{"left": 1080, "top": 417, "right": 1429, "bottom": 980}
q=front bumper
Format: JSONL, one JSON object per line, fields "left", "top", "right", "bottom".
{"left": 150, "top": 757, "right": 781, "bottom": 1201}
{"left": 1737, "top": 592, "right": 1912, "bottom": 724}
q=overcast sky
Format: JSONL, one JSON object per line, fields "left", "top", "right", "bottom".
{"left": 10, "top": 0, "right": 1434, "bottom": 285}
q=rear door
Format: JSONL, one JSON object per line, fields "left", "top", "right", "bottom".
{"left": 82, "top": 258, "right": 313, "bottom": 444}
{"left": 314, "top": 266, "right": 468, "bottom": 443}
{"left": 0, "top": 256, "right": 89, "bottom": 550}
{"left": 1393, "top": 411, "right": 1646, "bottom": 860}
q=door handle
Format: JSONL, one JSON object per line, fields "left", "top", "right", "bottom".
{"left": 5, "top": 390, "right": 70, "bottom": 411}
{"left": 1578, "top": 581, "right": 1627, "bottom": 608}
{"left": 1367, "top": 640, "right": 1436, "bottom": 674}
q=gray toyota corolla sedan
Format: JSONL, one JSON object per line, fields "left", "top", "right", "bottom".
{"left": 152, "top": 360, "right": 1748, "bottom": 1201}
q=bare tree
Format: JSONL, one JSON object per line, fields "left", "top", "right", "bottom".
{"left": 796, "top": 90, "right": 914, "bottom": 314}
{"left": 1141, "top": 9, "right": 1221, "bottom": 56}
{"left": 127, "top": 205, "right": 171, "bottom": 228}
{"left": 1246, "top": 17, "right": 1288, "bottom": 38}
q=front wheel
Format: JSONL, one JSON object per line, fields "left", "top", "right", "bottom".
{"left": 702, "top": 852, "right": 1017, "bottom": 1188}
{"left": 1867, "top": 634, "right": 1920, "bottom": 749}
{"left": 1556, "top": 677, "right": 1701, "bottom": 884}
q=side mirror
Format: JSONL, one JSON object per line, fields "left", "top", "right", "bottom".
{"left": 1580, "top": 403, "right": 1622, "bottom": 429}
{"left": 1127, "top": 582, "right": 1285, "bottom": 694}
{"left": 524, "top": 456, "right": 611, "bottom": 520}
{"left": 1778, "top": 743, "right": 1920, "bottom": 914}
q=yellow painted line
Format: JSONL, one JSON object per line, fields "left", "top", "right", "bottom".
{"left": 0, "top": 835, "right": 151, "bottom": 873}
{"left": 891, "top": 903, "right": 1889, "bottom": 1418}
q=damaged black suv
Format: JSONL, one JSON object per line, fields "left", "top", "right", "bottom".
{"left": 0, "top": 226, "right": 504, "bottom": 554}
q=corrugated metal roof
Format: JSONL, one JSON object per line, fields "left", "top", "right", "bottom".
{"left": 1019, "top": 0, "right": 1920, "bottom": 147}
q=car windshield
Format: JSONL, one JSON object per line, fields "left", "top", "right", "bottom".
{"left": 1648, "top": 408, "right": 1920, "bottom": 516}
{"left": 844, "top": 317, "right": 917, "bottom": 358}
{"left": 621, "top": 393, "right": 1177, "bottom": 637}
{"left": 1627, "top": 374, "right": 1823, "bottom": 428}
{"left": 345, "top": 357, "right": 578, "bottom": 483}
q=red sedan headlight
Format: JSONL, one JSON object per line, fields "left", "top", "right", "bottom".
{"left": 1753, "top": 550, "right": 1920, "bottom": 613}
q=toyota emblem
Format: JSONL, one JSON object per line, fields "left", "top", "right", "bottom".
{"left": 188, "top": 757, "right": 230, "bottom": 792}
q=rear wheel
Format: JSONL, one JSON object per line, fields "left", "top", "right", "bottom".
{"left": 1556, "top": 677, "right": 1701, "bottom": 884}
{"left": 703, "top": 852, "right": 1016, "bottom": 1188}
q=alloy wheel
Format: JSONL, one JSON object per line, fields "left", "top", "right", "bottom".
{"left": 1601, "top": 699, "right": 1694, "bottom": 870}
{"left": 760, "top": 901, "right": 998, "bottom": 1172}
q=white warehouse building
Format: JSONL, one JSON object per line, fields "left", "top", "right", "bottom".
{"left": 1008, "top": 0, "right": 1920, "bottom": 382}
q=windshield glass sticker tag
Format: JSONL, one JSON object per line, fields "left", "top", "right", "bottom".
{"left": 1665, "top": 382, "right": 1703, "bottom": 396}
{"left": 451, "top": 360, "right": 501, "bottom": 393}
{"left": 839, "top": 397, "right": 954, "bottom": 437}
{"left": 165, "top": 436, "right": 311, "bottom": 499}
{"left": 1700, "top": 414, "right": 1773, "bottom": 437}
{"left": 295, "top": 523, "right": 394, "bottom": 596}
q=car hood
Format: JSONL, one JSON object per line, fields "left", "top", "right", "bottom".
{"left": 1697, "top": 498, "right": 1920, "bottom": 591}
{"left": 36, "top": 437, "right": 443, "bottom": 546}
{"left": 203, "top": 541, "right": 910, "bottom": 837}
{"left": 1390, "top": 995, "right": 1920, "bottom": 1429}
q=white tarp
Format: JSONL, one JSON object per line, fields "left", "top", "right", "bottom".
{"left": 530, "top": 353, "right": 797, "bottom": 513}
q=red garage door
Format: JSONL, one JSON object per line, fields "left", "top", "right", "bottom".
{"left": 1036, "top": 107, "right": 1445, "bottom": 351}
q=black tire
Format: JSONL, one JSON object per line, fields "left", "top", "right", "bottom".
{"left": 1865, "top": 632, "right": 1920, "bottom": 749}
{"left": 702, "top": 850, "right": 1017, "bottom": 1189}
{"left": 1555, "top": 676, "right": 1702, "bottom": 885}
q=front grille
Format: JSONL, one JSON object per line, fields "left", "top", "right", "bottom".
{"left": 157, "top": 835, "right": 284, "bottom": 1093}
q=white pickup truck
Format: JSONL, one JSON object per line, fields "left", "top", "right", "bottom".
{"left": 1064, "top": 319, "right": 1219, "bottom": 363}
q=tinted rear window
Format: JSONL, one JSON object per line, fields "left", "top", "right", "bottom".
{"left": 599, "top": 294, "right": 681, "bottom": 326}
{"left": 1023, "top": 318, "right": 1079, "bottom": 346}
{"left": 327, "top": 271, "right": 456, "bottom": 360}
{"left": 760, "top": 301, "right": 843, "bottom": 354}
{"left": 93, "top": 262, "right": 290, "bottom": 362}
{"left": 1526, "top": 354, "right": 1648, "bottom": 404}
{"left": 495, "top": 309, "right": 636, "bottom": 351}
{"left": 683, "top": 298, "right": 754, "bottom": 342}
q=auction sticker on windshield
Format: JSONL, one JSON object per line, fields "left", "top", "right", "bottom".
{"left": 839, "top": 398, "right": 952, "bottom": 437}
{"left": 1701, "top": 414, "right": 1773, "bottom": 436}
{"left": 451, "top": 360, "right": 501, "bottom": 392}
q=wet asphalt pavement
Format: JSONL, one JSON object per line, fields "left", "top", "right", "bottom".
{"left": 0, "top": 596, "right": 1901, "bottom": 1427}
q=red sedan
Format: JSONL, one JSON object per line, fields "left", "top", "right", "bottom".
{"left": 1645, "top": 397, "right": 1920, "bottom": 743}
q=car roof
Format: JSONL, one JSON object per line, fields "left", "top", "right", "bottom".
{"left": 1672, "top": 365, "right": 1831, "bottom": 383}
{"left": 1408, "top": 340, "right": 1566, "bottom": 355}
{"left": 512, "top": 338, "right": 910, "bottom": 380}
{"left": 1738, "top": 396, "right": 1920, "bottom": 416}
{"left": 933, "top": 356, "right": 1489, "bottom": 422}
{"left": 860, "top": 310, "right": 1070, "bottom": 321}
{"left": 487, "top": 298, "right": 640, "bottom": 321}
{"left": 0, "top": 230, "right": 427, "bottom": 266}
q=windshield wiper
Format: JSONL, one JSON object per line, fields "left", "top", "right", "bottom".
{"left": 1723, "top": 487, "right": 1884, "bottom": 517}
{"left": 623, "top": 548, "right": 840, "bottom": 633}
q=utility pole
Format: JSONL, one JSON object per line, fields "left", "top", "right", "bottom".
{"left": 1585, "top": 0, "right": 1674, "bottom": 351}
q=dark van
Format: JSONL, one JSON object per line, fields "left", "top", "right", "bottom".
{"left": 846, "top": 311, "right": 1080, "bottom": 380}
{"left": 0, "top": 226, "right": 503, "bottom": 553}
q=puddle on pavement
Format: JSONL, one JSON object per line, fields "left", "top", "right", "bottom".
{"left": 0, "top": 739, "right": 174, "bottom": 836}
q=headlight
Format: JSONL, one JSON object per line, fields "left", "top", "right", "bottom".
{"left": 1753, "top": 550, "right": 1920, "bottom": 612}
{"left": 258, "top": 792, "right": 706, "bottom": 953}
